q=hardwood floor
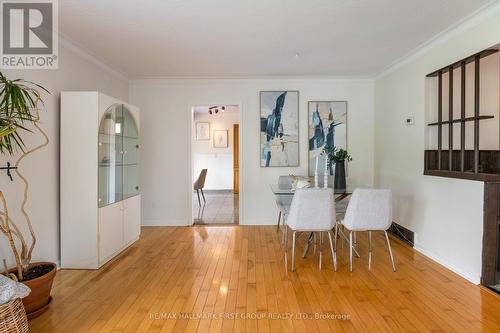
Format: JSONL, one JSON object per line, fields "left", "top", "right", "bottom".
{"left": 30, "top": 226, "right": 500, "bottom": 332}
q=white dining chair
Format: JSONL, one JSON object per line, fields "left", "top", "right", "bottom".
{"left": 339, "top": 188, "right": 396, "bottom": 272}
{"left": 276, "top": 176, "right": 293, "bottom": 242}
{"left": 286, "top": 188, "right": 337, "bottom": 271}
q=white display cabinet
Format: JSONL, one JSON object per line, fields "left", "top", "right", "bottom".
{"left": 60, "top": 91, "right": 141, "bottom": 269}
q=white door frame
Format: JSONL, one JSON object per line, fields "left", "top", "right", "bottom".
{"left": 187, "top": 102, "right": 243, "bottom": 226}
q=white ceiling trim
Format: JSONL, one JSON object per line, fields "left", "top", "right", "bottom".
{"left": 59, "top": 33, "right": 129, "bottom": 82}
{"left": 132, "top": 74, "right": 374, "bottom": 81}
{"left": 375, "top": 0, "right": 500, "bottom": 80}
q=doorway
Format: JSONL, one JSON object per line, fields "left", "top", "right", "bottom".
{"left": 191, "top": 105, "right": 240, "bottom": 224}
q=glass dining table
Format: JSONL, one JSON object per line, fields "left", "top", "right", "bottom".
{"left": 270, "top": 184, "right": 359, "bottom": 258}
{"left": 270, "top": 184, "right": 354, "bottom": 201}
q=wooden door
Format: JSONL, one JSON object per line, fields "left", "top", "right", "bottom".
{"left": 233, "top": 124, "right": 239, "bottom": 193}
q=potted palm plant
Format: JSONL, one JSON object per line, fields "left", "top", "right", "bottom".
{"left": 324, "top": 146, "right": 352, "bottom": 190}
{"left": 0, "top": 71, "right": 55, "bottom": 319}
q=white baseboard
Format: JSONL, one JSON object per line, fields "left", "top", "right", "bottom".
{"left": 239, "top": 218, "right": 276, "bottom": 226}
{"left": 141, "top": 218, "right": 189, "bottom": 226}
{"left": 413, "top": 244, "right": 480, "bottom": 285}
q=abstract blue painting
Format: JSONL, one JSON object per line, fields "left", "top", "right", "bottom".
{"left": 260, "top": 91, "right": 299, "bottom": 167}
{"left": 308, "top": 101, "right": 347, "bottom": 185}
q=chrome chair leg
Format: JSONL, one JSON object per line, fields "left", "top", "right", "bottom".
{"left": 327, "top": 230, "right": 337, "bottom": 271}
{"left": 283, "top": 224, "right": 288, "bottom": 270}
{"left": 282, "top": 219, "right": 288, "bottom": 245}
{"left": 368, "top": 231, "right": 372, "bottom": 271}
{"left": 313, "top": 232, "right": 317, "bottom": 255}
{"left": 334, "top": 223, "right": 338, "bottom": 252}
{"left": 201, "top": 189, "right": 206, "bottom": 203}
{"left": 384, "top": 231, "right": 396, "bottom": 272}
{"left": 291, "top": 231, "right": 297, "bottom": 272}
{"left": 276, "top": 211, "right": 281, "bottom": 232}
{"left": 338, "top": 227, "right": 361, "bottom": 258}
{"left": 196, "top": 189, "right": 201, "bottom": 206}
{"left": 302, "top": 232, "right": 314, "bottom": 258}
{"left": 319, "top": 232, "right": 323, "bottom": 270}
{"left": 349, "top": 231, "right": 353, "bottom": 272}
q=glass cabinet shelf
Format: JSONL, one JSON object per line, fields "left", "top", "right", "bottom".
{"left": 99, "top": 163, "right": 139, "bottom": 167}
{"left": 98, "top": 103, "right": 140, "bottom": 207}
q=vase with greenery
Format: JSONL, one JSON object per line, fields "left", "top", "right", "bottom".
{"left": 323, "top": 146, "right": 352, "bottom": 190}
{"left": 0, "top": 71, "right": 54, "bottom": 318}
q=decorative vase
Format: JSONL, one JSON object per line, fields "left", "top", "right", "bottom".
{"left": 334, "top": 160, "right": 346, "bottom": 190}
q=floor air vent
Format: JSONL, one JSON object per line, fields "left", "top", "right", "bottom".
{"left": 388, "top": 222, "right": 414, "bottom": 247}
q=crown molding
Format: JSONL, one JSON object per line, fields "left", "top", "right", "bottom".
{"left": 59, "top": 33, "right": 129, "bottom": 82}
{"left": 130, "top": 74, "right": 374, "bottom": 82}
{"left": 375, "top": 0, "right": 500, "bottom": 80}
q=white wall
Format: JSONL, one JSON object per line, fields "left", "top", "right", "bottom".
{"left": 193, "top": 106, "right": 239, "bottom": 190}
{"left": 130, "top": 78, "right": 374, "bottom": 226}
{"left": 0, "top": 40, "right": 129, "bottom": 267}
{"left": 374, "top": 3, "right": 500, "bottom": 284}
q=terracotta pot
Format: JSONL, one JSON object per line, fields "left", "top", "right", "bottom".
{"left": 10, "top": 262, "right": 56, "bottom": 319}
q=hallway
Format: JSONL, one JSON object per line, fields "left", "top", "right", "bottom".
{"left": 193, "top": 190, "right": 239, "bottom": 224}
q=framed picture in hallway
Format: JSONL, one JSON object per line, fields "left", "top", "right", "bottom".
{"left": 260, "top": 91, "right": 299, "bottom": 167}
{"left": 308, "top": 101, "right": 347, "bottom": 185}
{"left": 213, "top": 130, "right": 228, "bottom": 148}
{"left": 196, "top": 122, "right": 210, "bottom": 140}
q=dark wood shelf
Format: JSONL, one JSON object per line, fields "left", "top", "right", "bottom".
{"left": 427, "top": 115, "right": 494, "bottom": 126}
{"left": 424, "top": 169, "right": 500, "bottom": 182}
{"left": 426, "top": 49, "right": 498, "bottom": 77}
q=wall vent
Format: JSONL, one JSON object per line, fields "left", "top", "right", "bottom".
{"left": 388, "top": 222, "right": 414, "bottom": 247}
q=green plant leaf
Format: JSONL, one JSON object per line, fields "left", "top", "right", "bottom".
{"left": 0, "top": 71, "right": 49, "bottom": 155}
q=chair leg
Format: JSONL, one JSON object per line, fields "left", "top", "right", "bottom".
{"left": 313, "top": 232, "right": 317, "bottom": 255}
{"left": 291, "top": 231, "right": 297, "bottom": 272}
{"left": 319, "top": 232, "right": 323, "bottom": 270}
{"left": 340, "top": 224, "right": 344, "bottom": 251}
{"left": 327, "top": 230, "right": 337, "bottom": 271}
{"left": 384, "top": 231, "right": 396, "bottom": 272}
{"left": 201, "top": 189, "right": 206, "bottom": 203}
{"left": 282, "top": 223, "right": 288, "bottom": 270}
{"left": 277, "top": 211, "right": 282, "bottom": 231}
{"left": 368, "top": 231, "right": 372, "bottom": 271}
{"left": 349, "top": 231, "right": 353, "bottom": 272}
{"left": 338, "top": 227, "right": 361, "bottom": 258}
{"left": 334, "top": 223, "right": 338, "bottom": 252}
{"left": 196, "top": 189, "right": 201, "bottom": 206}
{"left": 282, "top": 214, "right": 287, "bottom": 245}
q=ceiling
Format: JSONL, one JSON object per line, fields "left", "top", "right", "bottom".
{"left": 59, "top": 0, "right": 495, "bottom": 78}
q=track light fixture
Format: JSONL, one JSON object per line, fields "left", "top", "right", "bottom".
{"left": 208, "top": 105, "right": 225, "bottom": 115}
